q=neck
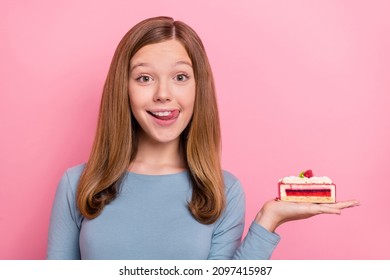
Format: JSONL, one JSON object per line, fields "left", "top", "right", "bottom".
{"left": 129, "top": 133, "right": 186, "bottom": 175}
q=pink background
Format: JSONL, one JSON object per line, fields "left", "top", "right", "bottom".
{"left": 1, "top": 0, "right": 389, "bottom": 259}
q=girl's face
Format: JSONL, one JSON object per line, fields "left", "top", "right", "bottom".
{"left": 128, "top": 39, "right": 196, "bottom": 145}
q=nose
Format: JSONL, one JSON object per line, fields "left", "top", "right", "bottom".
{"left": 153, "top": 80, "right": 172, "bottom": 103}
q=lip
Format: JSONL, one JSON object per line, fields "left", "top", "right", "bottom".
{"left": 148, "top": 108, "right": 176, "bottom": 113}
{"left": 147, "top": 109, "right": 180, "bottom": 127}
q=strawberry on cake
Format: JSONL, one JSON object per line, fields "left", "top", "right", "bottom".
{"left": 278, "top": 170, "right": 336, "bottom": 203}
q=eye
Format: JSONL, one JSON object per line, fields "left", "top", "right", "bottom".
{"left": 136, "top": 75, "right": 153, "bottom": 83}
{"left": 174, "top": 74, "right": 189, "bottom": 82}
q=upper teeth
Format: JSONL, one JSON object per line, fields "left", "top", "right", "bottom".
{"left": 152, "top": 111, "right": 171, "bottom": 117}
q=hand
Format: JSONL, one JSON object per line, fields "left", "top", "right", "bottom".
{"left": 255, "top": 199, "right": 360, "bottom": 232}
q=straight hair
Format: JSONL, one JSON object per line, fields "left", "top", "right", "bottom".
{"left": 76, "top": 16, "right": 225, "bottom": 224}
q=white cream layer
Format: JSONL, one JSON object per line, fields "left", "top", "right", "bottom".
{"left": 280, "top": 176, "right": 332, "bottom": 184}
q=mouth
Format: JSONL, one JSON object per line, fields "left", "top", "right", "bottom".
{"left": 147, "top": 110, "right": 180, "bottom": 121}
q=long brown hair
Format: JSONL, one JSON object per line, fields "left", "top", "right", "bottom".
{"left": 77, "top": 16, "right": 225, "bottom": 224}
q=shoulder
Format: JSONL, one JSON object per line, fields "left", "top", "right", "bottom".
{"left": 222, "top": 170, "right": 239, "bottom": 184}
{"left": 58, "top": 163, "right": 86, "bottom": 192}
{"left": 222, "top": 170, "right": 245, "bottom": 198}
{"left": 51, "top": 164, "right": 86, "bottom": 231}
{"left": 65, "top": 163, "right": 86, "bottom": 177}
{"left": 213, "top": 170, "right": 246, "bottom": 232}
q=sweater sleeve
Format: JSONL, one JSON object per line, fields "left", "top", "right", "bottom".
{"left": 233, "top": 222, "right": 280, "bottom": 260}
{"left": 208, "top": 172, "right": 280, "bottom": 260}
{"left": 46, "top": 167, "right": 84, "bottom": 259}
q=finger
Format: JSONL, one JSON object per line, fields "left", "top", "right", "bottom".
{"left": 315, "top": 200, "right": 359, "bottom": 215}
{"left": 330, "top": 200, "right": 360, "bottom": 209}
{"left": 316, "top": 204, "right": 342, "bottom": 215}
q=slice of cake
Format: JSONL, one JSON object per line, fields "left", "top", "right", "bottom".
{"left": 278, "top": 170, "right": 336, "bottom": 203}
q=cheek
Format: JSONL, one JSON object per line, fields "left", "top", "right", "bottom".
{"left": 128, "top": 95, "right": 137, "bottom": 113}
{"left": 187, "top": 97, "right": 196, "bottom": 115}
{"left": 182, "top": 86, "right": 196, "bottom": 111}
{"left": 128, "top": 95, "right": 146, "bottom": 125}
{"left": 128, "top": 87, "right": 146, "bottom": 111}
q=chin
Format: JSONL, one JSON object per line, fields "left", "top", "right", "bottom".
{"left": 148, "top": 132, "right": 182, "bottom": 145}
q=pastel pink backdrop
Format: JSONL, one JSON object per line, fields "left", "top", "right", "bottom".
{"left": 1, "top": 0, "right": 389, "bottom": 259}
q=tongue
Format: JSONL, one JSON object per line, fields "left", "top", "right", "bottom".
{"left": 153, "top": 110, "right": 180, "bottom": 120}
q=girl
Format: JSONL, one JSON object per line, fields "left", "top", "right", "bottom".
{"left": 47, "top": 16, "right": 358, "bottom": 260}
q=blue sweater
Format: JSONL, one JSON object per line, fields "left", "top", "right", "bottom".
{"left": 47, "top": 164, "right": 280, "bottom": 259}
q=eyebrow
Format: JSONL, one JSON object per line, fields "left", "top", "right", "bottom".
{"left": 130, "top": 60, "right": 193, "bottom": 72}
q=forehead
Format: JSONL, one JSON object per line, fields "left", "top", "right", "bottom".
{"left": 130, "top": 39, "right": 191, "bottom": 68}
